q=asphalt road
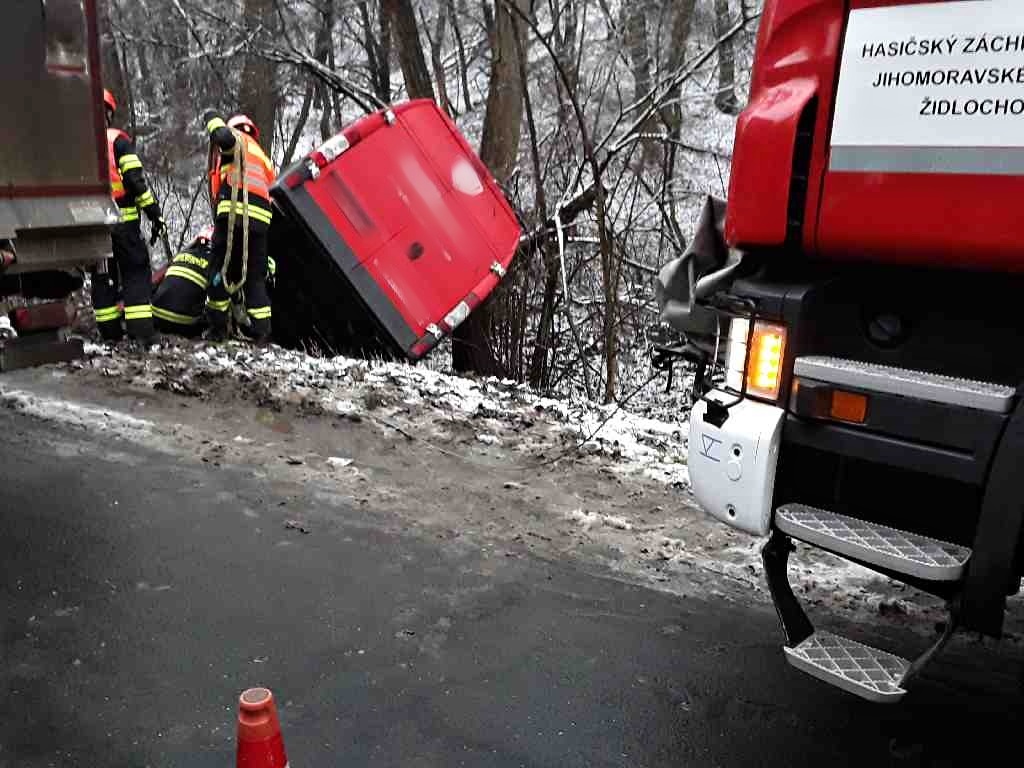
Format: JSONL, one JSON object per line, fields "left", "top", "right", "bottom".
{"left": 1, "top": 408, "right": 1021, "bottom": 768}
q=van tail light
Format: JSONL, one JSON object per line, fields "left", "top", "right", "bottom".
{"left": 442, "top": 301, "right": 471, "bottom": 331}
{"left": 440, "top": 293, "right": 481, "bottom": 333}
{"left": 310, "top": 134, "right": 351, "bottom": 169}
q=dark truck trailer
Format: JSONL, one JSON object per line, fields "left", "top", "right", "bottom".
{"left": 1, "top": 0, "right": 118, "bottom": 368}
{"left": 660, "top": 0, "right": 1024, "bottom": 705}
{"left": 269, "top": 100, "right": 520, "bottom": 360}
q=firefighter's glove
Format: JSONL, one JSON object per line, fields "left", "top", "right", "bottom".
{"left": 149, "top": 216, "right": 167, "bottom": 246}
{"left": 202, "top": 109, "right": 222, "bottom": 132}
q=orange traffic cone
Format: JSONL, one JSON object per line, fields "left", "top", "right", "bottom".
{"left": 236, "top": 687, "right": 289, "bottom": 768}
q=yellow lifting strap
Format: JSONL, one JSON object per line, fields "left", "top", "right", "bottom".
{"left": 222, "top": 127, "right": 250, "bottom": 297}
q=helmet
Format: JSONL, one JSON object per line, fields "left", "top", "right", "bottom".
{"left": 227, "top": 114, "right": 259, "bottom": 141}
{"left": 193, "top": 225, "right": 215, "bottom": 247}
{"left": 103, "top": 88, "right": 117, "bottom": 114}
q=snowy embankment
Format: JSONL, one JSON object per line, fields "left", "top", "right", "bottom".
{"left": 81, "top": 340, "right": 693, "bottom": 489}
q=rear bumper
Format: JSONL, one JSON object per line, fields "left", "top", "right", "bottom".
{"left": 1, "top": 193, "right": 117, "bottom": 273}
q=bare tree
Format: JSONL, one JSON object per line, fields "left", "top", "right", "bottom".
{"left": 621, "top": 3, "right": 659, "bottom": 164}
{"left": 238, "top": 0, "right": 280, "bottom": 151}
{"left": 660, "top": 0, "right": 699, "bottom": 138}
{"left": 384, "top": 0, "right": 434, "bottom": 100}
{"left": 713, "top": 0, "right": 740, "bottom": 114}
{"left": 97, "top": 0, "right": 127, "bottom": 100}
{"left": 452, "top": 0, "right": 529, "bottom": 375}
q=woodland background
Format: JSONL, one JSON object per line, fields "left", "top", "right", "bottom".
{"left": 97, "top": 0, "right": 762, "bottom": 404}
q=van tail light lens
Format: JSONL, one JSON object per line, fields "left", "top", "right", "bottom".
{"left": 311, "top": 134, "right": 351, "bottom": 168}
{"left": 443, "top": 301, "right": 471, "bottom": 331}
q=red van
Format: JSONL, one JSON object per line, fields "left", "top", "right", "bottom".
{"left": 270, "top": 100, "right": 520, "bottom": 360}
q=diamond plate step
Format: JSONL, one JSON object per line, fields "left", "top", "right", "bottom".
{"left": 784, "top": 631, "right": 909, "bottom": 703}
{"left": 793, "top": 356, "right": 1015, "bottom": 413}
{"left": 776, "top": 504, "right": 971, "bottom": 581}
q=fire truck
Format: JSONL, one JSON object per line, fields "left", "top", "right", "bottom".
{"left": 659, "top": 0, "right": 1024, "bottom": 703}
{"left": 0, "top": 0, "right": 117, "bottom": 369}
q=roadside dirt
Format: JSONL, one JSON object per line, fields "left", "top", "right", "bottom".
{"left": 3, "top": 340, "right": 1022, "bottom": 649}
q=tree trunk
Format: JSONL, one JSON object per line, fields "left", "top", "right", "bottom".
{"left": 452, "top": 0, "right": 529, "bottom": 376}
{"left": 238, "top": 0, "right": 280, "bottom": 153}
{"left": 425, "top": 4, "right": 453, "bottom": 116}
{"left": 621, "top": 4, "right": 658, "bottom": 164}
{"left": 713, "top": 0, "right": 739, "bottom": 114}
{"left": 478, "top": 0, "right": 527, "bottom": 184}
{"left": 378, "top": 1, "right": 393, "bottom": 101}
{"left": 282, "top": 80, "right": 316, "bottom": 167}
{"left": 384, "top": 0, "right": 435, "bottom": 100}
{"left": 447, "top": 0, "right": 473, "bottom": 111}
{"left": 660, "top": 0, "right": 698, "bottom": 138}
{"left": 97, "top": 0, "right": 127, "bottom": 106}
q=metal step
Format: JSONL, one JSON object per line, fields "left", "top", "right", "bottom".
{"left": 784, "top": 631, "right": 909, "bottom": 703}
{"left": 793, "top": 356, "right": 1015, "bottom": 413}
{"left": 776, "top": 504, "right": 971, "bottom": 581}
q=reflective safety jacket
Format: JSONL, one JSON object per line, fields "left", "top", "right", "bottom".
{"left": 206, "top": 117, "right": 276, "bottom": 227}
{"left": 152, "top": 242, "right": 214, "bottom": 327}
{"left": 107, "top": 128, "right": 161, "bottom": 225}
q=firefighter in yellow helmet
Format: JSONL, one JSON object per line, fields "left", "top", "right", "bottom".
{"left": 98, "top": 88, "right": 165, "bottom": 343}
{"left": 201, "top": 110, "right": 275, "bottom": 343}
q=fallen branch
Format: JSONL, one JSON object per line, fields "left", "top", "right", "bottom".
{"left": 517, "top": 183, "right": 598, "bottom": 253}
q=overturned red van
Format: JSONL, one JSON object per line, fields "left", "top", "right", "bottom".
{"left": 269, "top": 100, "right": 520, "bottom": 360}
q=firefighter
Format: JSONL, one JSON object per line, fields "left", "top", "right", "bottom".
{"left": 201, "top": 110, "right": 275, "bottom": 343}
{"left": 151, "top": 226, "right": 215, "bottom": 337}
{"left": 98, "top": 88, "right": 165, "bottom": 343}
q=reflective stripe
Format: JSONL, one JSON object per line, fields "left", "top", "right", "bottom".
{"left": 166, "top": 265, "right": 208, "bottom": 289}
{"left": 153, "top": 306, "right": 200, "bottom": 325}
{"left": 206, "top": 298, "right": 231, "bottom": 312}
{"left": 107, "top": 127, "right": 130, "bottom": 204}
{"left": 830, "top": 146, "right": 1024, "bottom": 176}
{"left": 267, "top": 256, "right": 276, "bottom": 276}
{"left": 217, "top": 134, "right": 276, "bottom": 201}
{"left": 216, "top": 200, "right": 273, "bottom": 224}
{"left": 124, "top": 304, "right": 153, "bottom": 320}
{"left": 207, "top": 117, "right": 227, "bottom": 133}
{"left": 119, "top": 206, "right": 140, "bottom": 222}
{"left": 94, "top": 306, "right": 122, "bottom": 322}
{"left": 135, "top": 190, "right": 156, "bottom": 208}
{"left": 247, "top": 306, "right": 272, "bottom": 320}
{"left": 118, "top": 154, "right": 143, "bottom": 173}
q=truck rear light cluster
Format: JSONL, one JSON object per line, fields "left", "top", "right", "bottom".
{"left": 727, "top": 319, "right": 788, "bottom": 401}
